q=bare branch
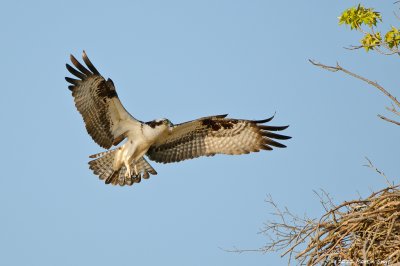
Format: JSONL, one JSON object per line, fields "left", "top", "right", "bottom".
{"left": 378, "top": 114, "right": 400, "bottom": 126}
{"left": 309, "top": 60, "right": 400, "bottom": 108}
{"left": 309, "top": 60, "right": 400, "bottom": 126}
{"left": 344, "top": 45, "right": 400, "bottom": 55}
{"left": 364, "top": 157, "right": 393, "bottom": 187}
{"left": 344, "top": 45, "right": 364, "bottom": 51}
{"left": 387, "top": 103, "right": 400, "bottom": 116}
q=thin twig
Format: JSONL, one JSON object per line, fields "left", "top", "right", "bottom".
{"left": 378, "top": 114, "right": 400, "bottom": 126}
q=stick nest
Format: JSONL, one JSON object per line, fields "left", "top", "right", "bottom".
{"left": 262, "top": 185, "right": 400, "bottom": 265}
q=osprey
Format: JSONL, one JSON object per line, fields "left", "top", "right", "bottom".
{"left": 66, "top": 51, "right": 291, "bottom": 186}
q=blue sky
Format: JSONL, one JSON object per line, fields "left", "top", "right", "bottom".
{"left": 1, "top": 1, "right": 399, "bottom": 265}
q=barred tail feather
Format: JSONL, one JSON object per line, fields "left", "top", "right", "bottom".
{"left": 88, "top": 149, "right": 157, "bottom": 186}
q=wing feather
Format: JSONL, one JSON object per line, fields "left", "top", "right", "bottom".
{"left": 65, "top": 77, "right": 81, "bottom": 85}
{"left": 66, "top": 64, "right": 86, "bottom": 79}
{"left": 70, "top": 54, "right": 92, "bottom": 76}
{"left": 66, "top": 51, "right": 139, "bottom": 149}
{"left": 82, "top": 51, "right": 101, "bottom": 75}
{"left": 147, "top": 115, "right": 291, "bottom": 163}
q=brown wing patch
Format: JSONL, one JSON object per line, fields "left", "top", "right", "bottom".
{"left": 201, "top": 118, "right": 238, "bottom": 131}
{"left": 96, "top": 78, "right": 118, "bottom": 99}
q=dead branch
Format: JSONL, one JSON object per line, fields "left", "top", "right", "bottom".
{"left": 309, "top": 60, "right": 400, "bottom": 127}
{"left": 378, "top": 114, "right": 400, "bottom": 126}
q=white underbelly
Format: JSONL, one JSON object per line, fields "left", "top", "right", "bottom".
{"left": 112, "top": 138, "right": 151, "bottom": 170}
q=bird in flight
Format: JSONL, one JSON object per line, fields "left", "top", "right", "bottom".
{"left": 65, "top": 51, "right": 291, "bottom": 186}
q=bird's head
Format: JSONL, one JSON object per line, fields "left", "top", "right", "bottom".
{"left": 144, "top": 118, "right": 173, "bottom": 140}
{"left": 145, "top": 118, "right": 173, "bottom": 131}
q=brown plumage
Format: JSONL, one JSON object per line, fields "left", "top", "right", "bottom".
{"left": 66, "top": 51, "right": 291, "bottom": 187}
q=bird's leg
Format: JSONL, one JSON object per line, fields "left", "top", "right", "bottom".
{"left": 124, "top": 159, "right": 132, "bottom": 178}
{"left": 124, "top": 159, "right": 138, "bottom": 178}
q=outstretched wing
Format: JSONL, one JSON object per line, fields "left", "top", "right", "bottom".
{"left": 146, "top": 115, "right": 291, "bottom": 163}
{"left": 65, "top": 51, "right": 139, "bottom": 149}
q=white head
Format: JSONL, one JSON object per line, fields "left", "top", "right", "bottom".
{"left": 143, "top": 118, "right": 173, "bottom": 140}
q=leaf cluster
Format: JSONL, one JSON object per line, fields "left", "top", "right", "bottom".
{"left": 361, "top": 32, "right": 381, "bottom": 51}
{"left": 338, "top": 4, "right": 400, "bottom": 53}
{"left": 385, "top": 26, "right": 400, "bottom": 49}
{"left": 338, "top": 4, "right": 381, "bottom": 29}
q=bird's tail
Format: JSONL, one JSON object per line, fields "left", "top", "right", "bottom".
{"left": 88, "top": 149, "right": 157, "bottom": 186}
